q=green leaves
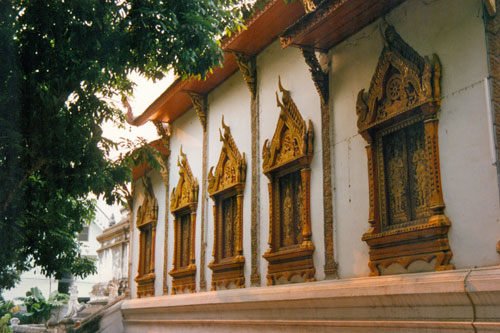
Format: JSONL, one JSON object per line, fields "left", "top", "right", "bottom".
{"left": 0, "top": 0, "right": 251, "bottom": 292}
{"left": 0, "top": 296, "right": 14, "bottom": 319}
{"left": 15, "top": 287, "right": 68, "bottom": 324}
{"left": 0, "top": 313, "right": 11, "bottom": 333}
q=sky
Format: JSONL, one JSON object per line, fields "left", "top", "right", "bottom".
{"left": 95, "top": 72, "right": 175, "bottom": 228}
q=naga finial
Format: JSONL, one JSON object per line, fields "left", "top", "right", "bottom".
{"left": 178, "top": 145, "right": 187, "bottom": 167}
{"left": 278, "top": 76, "right": 285, "bottom": 93}
{"left": 276, "top": 77, "right": 286, "bottom": 109}
{"left": 379, "top": 18, "right": 389, "bottom": 48}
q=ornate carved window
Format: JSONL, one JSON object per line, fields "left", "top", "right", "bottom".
{"left": 134, "top": 177, "right": 158, "bottom": 298}
{"left": 169, "top": 147, "right": 198, "bottom": 294}
{"left": 207, "top": 118, "right": 246, "bottom": 290}
{"left": 357, "top": 25, "right": 453, "bottom": 276}
{"left": 262, "top": 78, "right": 315, "bottom": 285}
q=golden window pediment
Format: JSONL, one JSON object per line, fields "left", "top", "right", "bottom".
{"left": 262, "top": 78, "right": 314, "bottom": 174}
{"left": 356, "top": 25, "right": 440, "bottom": 135}
{"left": 170, "top": 146, "right": 199, "bottom": 213}
{"left": 208, "top": 117, "right": 247, "bottom": 195}
{"left": 136, "top": 177, "right": 159, "bottom": 228}
{"left": 357, "top": 25, "right": 452, "bottom": 276}
{"left": 207, "top": 118, "right": 246, "bottom": 290}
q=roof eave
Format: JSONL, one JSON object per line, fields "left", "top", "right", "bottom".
{"left": 280, "top": 0, "right": 406, "bottom": 50}
{"left": 131, "top": 0, "right": 305, "bottom": 126}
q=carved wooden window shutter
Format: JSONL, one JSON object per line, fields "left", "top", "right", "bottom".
{"left": 357, "top": 25, "right": 453, "bottom": 276}
{"left": 207, "top": 117, "right": 246, "bottom": 290}
{"left": 262, "top": 78, "right": 316, "bottom": 285}
{"left": 168, "top": 147, "right": 198, "bottom": 294}
{"left": 134, "top": 176, "right": 158, "bottom": 298}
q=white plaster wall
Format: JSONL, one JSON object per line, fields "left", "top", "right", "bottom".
{"left": 206, "top": 72, "right": 252, "bottom": 288}
{"left": 168, "top": 108, "right": 204, "bottom": 293}
{"left": 122, "top": 242, "right": 128, "bottom": 280}
{"left": 331, "top": 0, "right": 500, "bottom": 278}
{"left": 0, "top": 266, "right": 103, "bottom": 300}
{"left": 98, "top": 230, "right": 129, "bottom": 283}
{"left": 113, "top": 246, "right": 123, "bottom": 280}
{"left": 81, "top": 222, "right": 103, "bottom": 258}
{"left": 1, "top": 269, "right": 56, "bottom": 300}
{"left": 98, "top": 249, "right": 110, "bottom": 282}
{"left": 257, "top": 40, "right": 325, "bottom": 283}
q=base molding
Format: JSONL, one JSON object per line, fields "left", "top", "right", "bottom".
{"left": 122, "top": 267, "right": 500, "bottom": 332}
{"left": 123, "top": 319, "right": 500, "bottom": 332}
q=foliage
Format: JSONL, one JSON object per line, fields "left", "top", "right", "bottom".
{"left": 112, "top": 137, "right": 165, "bottom": 209}
{"left": 0, "top": 297, "right": 14, "bottom": 319}
{"left": 0, "top": 0, "right": 252, "bottom": 291}
{"left": 0, "top": 313, "right": 11, "bottom": 333}
{"left": 16, "top": 287, "right": 68, "bottom": 324}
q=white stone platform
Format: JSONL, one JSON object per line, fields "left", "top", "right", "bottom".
{"left": 120, "top": 267, "right": 500, "bottom": 332}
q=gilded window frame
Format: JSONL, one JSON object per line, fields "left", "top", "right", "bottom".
{"left": 168, "top": 147, "right": 198, "bottom": 294}
{"left": 134, "top": 176, "right": 158, "bottom": 298}
{"left": 262, "top": 78, "right": 315, "bottom": 285}
{"left": 356, "top": 25, "right": 453, "bottom": 276}
{"left": 207, "top": 117, "right": 246, "bottom": 290}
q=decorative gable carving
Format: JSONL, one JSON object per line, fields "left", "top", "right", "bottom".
{"left": 262, "top": 78, "right": 314, "bottom": 174}
{"left": 136, "top": 177, "right": 159, "bottom": 229}
{"left": 356, "top": 25, "right": 440, "bottom": 136}
{"left": 208, "top": 117, "right": 247, "bottom": 195}
{"left": 170, "top": 147, "right": 199, "bottom": 213}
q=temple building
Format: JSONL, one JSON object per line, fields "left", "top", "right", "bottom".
{"left": 119, "top": 0, "right": 500, "bottom": 331}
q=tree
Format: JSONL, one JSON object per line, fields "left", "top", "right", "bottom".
{"left": 0, "top": 0, "right": 250, "bottom": 292}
